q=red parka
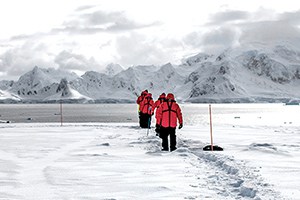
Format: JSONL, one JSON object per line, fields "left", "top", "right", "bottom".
{"left": 136, "top": 90, "right": 148, "bottom": 112}
{"left": 136, "top": 90, "right": 148, "bottom": 105}
{"left": 154, "top": 93, "right": 166, "bottom": 109}
{"left": 156, "top": 93, "right": 183, "bottom": 128}
{"left": 140, "top": 93, "right": 155, "bottom": 115}
{"left": 154, "top": 93, "right": 166, "bottom": 122}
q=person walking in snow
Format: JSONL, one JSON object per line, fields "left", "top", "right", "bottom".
{"left": 154, "top": 93, "right": 166, "bottom": 135}
{"left": 156, "top": 93, "right": 183, "bottom": 151}
{"left": 136, "top": 90, "right": 148, "bottom": 127}
{"left": 139, "top": 93, "right": 155, "bottom": 128}
{"left": 154, "top": 93, "right": 166, "bottom": 109}
{"left": 136, "top": 90, "right": 148, "bottom": 109}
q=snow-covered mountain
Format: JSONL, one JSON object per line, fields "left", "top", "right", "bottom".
{"left": 0, "top": 89, "right": 21, "bottom": 103}
{"left": 1, "top": 43, "right": 300, "bottom": 103}
{"left": 104, "top": 63, "right": 124, "bottom": 77}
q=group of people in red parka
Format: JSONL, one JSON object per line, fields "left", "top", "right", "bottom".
{"left": 136, "top": 90, "right": 183, "bottom": 151}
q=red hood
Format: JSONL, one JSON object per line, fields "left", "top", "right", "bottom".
{"left": 159, "top": 93, "right": 166, "bottom": 99}
{"left": 166, "top": 93, "right": 175, "bottom": 100}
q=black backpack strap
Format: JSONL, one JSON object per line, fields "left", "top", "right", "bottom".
{"left": 161, "top": 101, "right": 178, "bottom": 127}
{"left": 162, "top": 101, "right": 177, "bottom": 113}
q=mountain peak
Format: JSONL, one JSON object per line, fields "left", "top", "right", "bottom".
{"left": 182, "top": 53, "right": 214, "bottom": 66}
{"left": 56, "top": 78, "right": 69, "bottom": 97}
{"left": 104, "top": 63, "right": 124, "bottom": 76}
{"left": 33, "top": 65, "right": 39, "bottom": 71}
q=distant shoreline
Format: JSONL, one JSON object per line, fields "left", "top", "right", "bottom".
{"left": 1, "top": 97, "right": 299, "bottom": 104}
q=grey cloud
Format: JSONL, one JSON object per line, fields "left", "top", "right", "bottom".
{"left": 107, "top": 21, "right": 161, "bottom": 32}
{"left": 239, "top": 20, "right": 300, "bottom": 45}
{"left": 185, "top": 9, "right": 300, "bottom": 53}
{"left": 0, "top": 42, "right": 56, "bottom": 79}
{"left": 52, "top": 26, "right": 104, "bottom": 35}
{"left": 99, "top": 40, "right": 112, "bottom": 49}
{"left": 75, "top": 5, "right": 96, "bottom": 12}
{"left": 83, "top": 10, "right": 126, "bottom": 26}
{"left": 278, "top": 10, "right": 300, "bottom": 25}
{"left": 59, "top": 10, "right": 161, "bottom": 34}
{"left": 208, "top": 10, "right": 250, "bottom": 25}
{"left": 202, "top": 27, "right": 238, "bottom": 45}
{"left": 0, "top": 43, "right": 13, "bottom": 48}
{"left": 8, "top": 8, "right": 161, "bottom": 41}
{"left": 183, "top": 32, "right": 203, "bottom": 48}
{"left": 0, "top": 42, "right": 103, "bottom": 80}
{"left": 183, "top": 27, "right": 239, "bottom": 53}
{"left": 61, "top": 11, "right": 124, "bottom": 27}
{"left": 54, "top": 50, "right": 101, "bottom": 71}
{"left": 115, "top": 33, "right": 171, "bottom": 66}
{"left": 10, "top": 34, "right": 33, "bottom": 41}
{"left": 9, "top": 32, "right": 52, "bottom": 41}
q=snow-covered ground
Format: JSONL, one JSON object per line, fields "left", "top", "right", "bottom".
{"left": 0, "top": 104, "right": 299, "bottom": 199}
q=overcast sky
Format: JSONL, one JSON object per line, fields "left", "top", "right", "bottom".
{"left": 1, "top": 0, "right": 300, "bottom": 80}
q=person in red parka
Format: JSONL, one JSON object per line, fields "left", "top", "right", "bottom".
{"left": 139, "top": 93, "right": 155, "bottom": 128}
{"left": 154, "top": 93, "right": 166, "bottom": 109}
{"left": 136, "top": 90, "right": 148, "bottom": 127}
{"left": 156, "top": 93, "right": 183, "bottom": 151}
{"left": 154, "top": 93, "right": 166, "bottom": 135}
{"left": 136, "top": 90, "right": 148, "bottom": 111}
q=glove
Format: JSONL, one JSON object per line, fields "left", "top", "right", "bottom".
{"left": 178, "top": 124, "right": 183, "bottom": 129}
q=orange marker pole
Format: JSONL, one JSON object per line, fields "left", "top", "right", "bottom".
{"left": 209, "top": 104, "right": 214, "bottom": 151}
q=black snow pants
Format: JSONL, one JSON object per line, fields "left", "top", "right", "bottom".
{"left": 160, "top": 127, "right": 176, "bottom": 151}
{"left": 139, "top": 112, "right": 151, "bottom": 128}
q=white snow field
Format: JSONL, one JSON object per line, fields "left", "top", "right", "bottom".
{"left": 0, "top": 104, "right": 299, "bottom": 200}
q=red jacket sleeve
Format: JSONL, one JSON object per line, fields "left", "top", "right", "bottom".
{"left": 136, "top": 96, "right": 143, "bottom": 104}
{"left": 176, "top": 104, "right": 183, "bottom": 124}
{"left": 156, "top": 104, "right": 163, "bottom": 125}
{"left": 150, "top": 100, "right": 155, "bottom": 115}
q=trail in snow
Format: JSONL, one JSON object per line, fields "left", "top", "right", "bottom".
{"left": 136, "top": 128, "right": 284, "bottom": 200}
{"left": 0, "top": 123, "right": 295, "bottom": 200}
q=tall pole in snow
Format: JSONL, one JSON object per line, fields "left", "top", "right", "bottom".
{"left": 209, "top": 104, "right": 214, "bottom": 151}
{"left": 60, "top": 101, "right": 63, "bottom": 126}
